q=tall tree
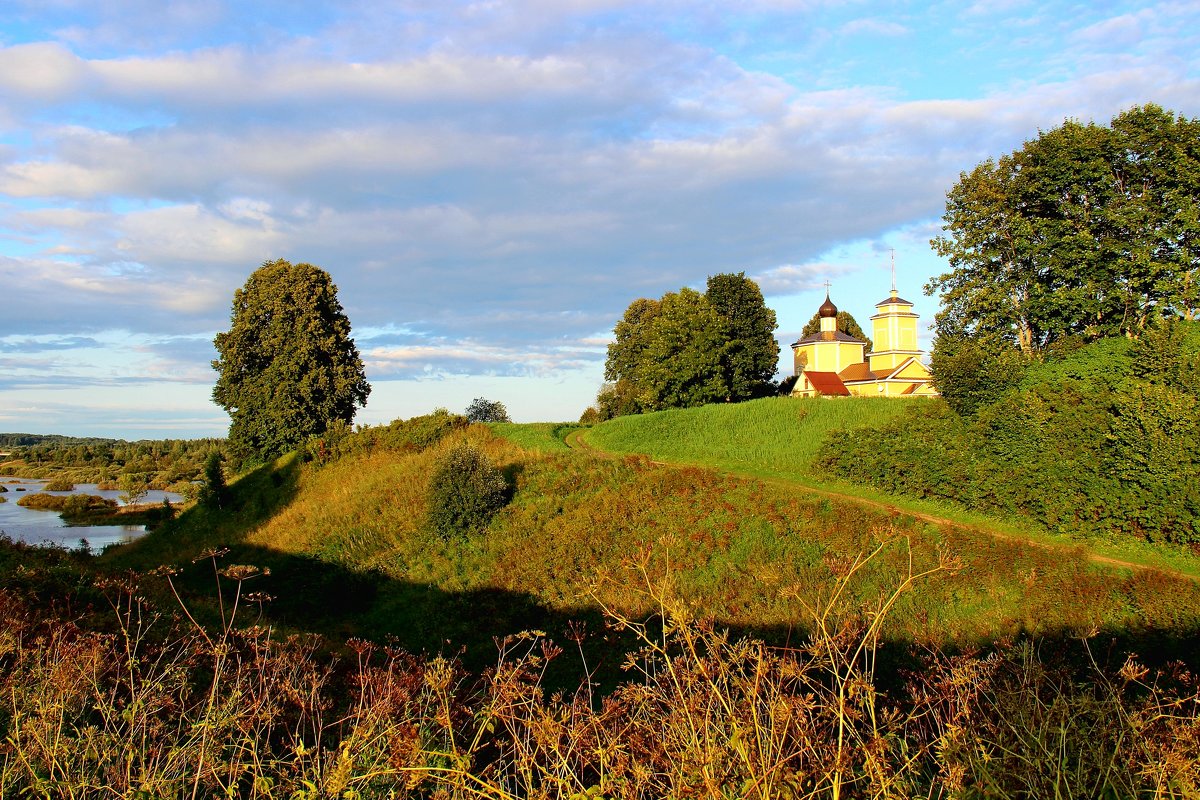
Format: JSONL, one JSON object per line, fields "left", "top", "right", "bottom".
{"left": 603, "top": 274, "right": 779, "bottom": 414}
{"left": 705, "top": 272, "right": 780, "bottom": 400}
{"left": 212, "top": 259, "right": 371, "bottom": 464}
{"left": 632, "top": 288, "right": 730, "bottom": 410}
{"left": 929, "top": 104, "right": 1200, "bottom": 355}
{"left": 605, "top": 297, "right": 662, "bottom": 391}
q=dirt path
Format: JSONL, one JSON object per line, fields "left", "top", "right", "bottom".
{"left": 564, "top": 428, "right": 1190, "bottom": 580}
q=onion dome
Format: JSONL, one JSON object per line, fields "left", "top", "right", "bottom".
{"left": 818, "top": 292, "right": 838, "bottom": 319}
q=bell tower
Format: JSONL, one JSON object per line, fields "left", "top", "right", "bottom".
{"left": 867, "top": 254, "right": 922, "bottom": 374}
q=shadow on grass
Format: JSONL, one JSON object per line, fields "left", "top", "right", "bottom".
{"left": 81, "top": 451, "right": 1200, "bottom": 691}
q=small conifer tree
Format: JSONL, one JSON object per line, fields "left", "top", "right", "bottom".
{"left": 199, "top": 451, "right": 229, "bottom": 509}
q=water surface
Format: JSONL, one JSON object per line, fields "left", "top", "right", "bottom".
{"left": 0, "top": 479, "right": 183, "bottom": 551}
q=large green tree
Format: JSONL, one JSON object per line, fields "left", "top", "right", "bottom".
{"left": 929, "top": 104, "right": 1200, "bottom": 356}
{"left": 705, "top": 272, "right": 780, "bottom": 399}
{"left": 603, "top": 273, "right": 778, "bottom": 413}
{"left": 212, "top": 259, "right": 371, "bottom": 463}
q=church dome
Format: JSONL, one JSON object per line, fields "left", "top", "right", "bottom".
{"left": 818, "top": 292, "right": 838, "bottom": 318}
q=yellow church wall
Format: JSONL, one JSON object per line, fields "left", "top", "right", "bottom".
{"left": 871, "top": 308, "right": 919, "bottom": 354}
{"left": 791, "top": 284, "right": 937, "bottom": 399}
{"left": 867, "top": 351, "right": 906, "bottom": 373}
{"left": 793, "top": 341, "right": 864, "bottom": 374}
{"left": 841, "top": 380, "right": 934, "bottom": 397}
{"left": 893, "top": 360, "right": 933, "bottom": 380}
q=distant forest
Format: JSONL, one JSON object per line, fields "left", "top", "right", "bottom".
{"left": 0, "top": 435, "right": 226, "bottom": 488}
{"left": 0, "top": 433, "right": 120, "bottom": 448}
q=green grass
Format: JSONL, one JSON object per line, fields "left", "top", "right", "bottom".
{"left": 582, "top": 396, "right": 1200, "bottom": 580}
{"left": 489, "top": 421, "right": 580, "bottom": 452}
{"left": 583, "top": 396, "right": 914, "bottom": 478}
{"left": 101, "top": 422, "right": 1200, "bottom": 666}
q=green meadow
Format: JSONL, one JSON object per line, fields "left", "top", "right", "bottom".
{"left": 580, "top": 395, "right": 912, "bottom": 479}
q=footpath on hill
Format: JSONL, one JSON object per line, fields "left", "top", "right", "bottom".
{"left": 562, "top": 428, "right": 1194, "bottom": 581}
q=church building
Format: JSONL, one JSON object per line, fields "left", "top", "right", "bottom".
{"left": 790, "top": 284, "right": 938, "bottom": 398}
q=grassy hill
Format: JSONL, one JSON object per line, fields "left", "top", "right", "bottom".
{"left": 580, "top": 395, "right": 912, "bottom": 480}
{"left": 7, "top": 403, "right": 1200, "bottom": 796}
{"left": 97, "top": 408, "right": 1200, "bottom": 665}
{"left": 820, "top": 324, "right": 1200, "bottom": 551}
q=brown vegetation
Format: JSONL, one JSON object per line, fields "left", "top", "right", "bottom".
{"left": 2, "top": 541, "right": 1198, "bottom": 798}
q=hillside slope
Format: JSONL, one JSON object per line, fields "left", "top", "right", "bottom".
{"left": 103, "top": 412, "right": 1200, "bottom": 664}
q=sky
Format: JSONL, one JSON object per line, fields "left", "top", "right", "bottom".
{"left": 1, "top": 0, "right": 1198, "bottom": 438}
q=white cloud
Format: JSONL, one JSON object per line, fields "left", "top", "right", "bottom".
{"left": 0, "top": 42, "right": 87, "bottom": 99}
{"left": 753, "top": 262, "right": 859, "bottom": 296}
{"left": 1, "top": 0, "right": 1198, "bottom": 433}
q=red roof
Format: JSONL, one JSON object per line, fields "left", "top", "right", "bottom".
{"left": 804, "top": 371, "right": 850, "bottom": 396}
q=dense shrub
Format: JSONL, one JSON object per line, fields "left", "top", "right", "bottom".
{"left": 929, "top": 336, "right": 1028, "bottom": 415}
{"left": 17, "top": 493, "right": 117, "bottom": 513}
{"left": 820, "top": 327, "right": 1200, "bottom": 543}
{"left": 464, "top": 397, "right": 511, "bottom": 423}
{"left": 306, "top": 411, "right": 469, "bottom": 465}
{"left": 425, "top": 443, "right": 509, "bottom": 538}
{"left": 43, "top": 477, "right": 75, "bottom": 491}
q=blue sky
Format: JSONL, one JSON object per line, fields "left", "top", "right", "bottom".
{"left": 1, "top": 0, "right": 1197, "bottom": 437}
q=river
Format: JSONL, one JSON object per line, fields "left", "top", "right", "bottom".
{"left": 0, "top": 479, "right": 184, "bottom": 551}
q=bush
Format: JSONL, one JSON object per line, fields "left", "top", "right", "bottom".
{"left": 306, "top": 413, "right": 469, "bottom": 464}
{"left": 821, "top": 328, "right": 1200, "bottom": 543}
{"left": 465, "top": 397, "right": 511, "bottom": 423}
{"left": 929, "top": 336, "right": 1028, "bottom": 415}
{"left": 426, "top": 444, "right": 509, "bottom": 538}
{"left": 44, "top": 478, "right": 75, "bottom": 491}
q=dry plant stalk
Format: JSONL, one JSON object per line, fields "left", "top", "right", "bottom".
{"left": 1, "top": 537, "right": 1198, "bottom": 798}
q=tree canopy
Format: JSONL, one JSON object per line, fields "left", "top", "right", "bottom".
{"left": 212, "top": 259, "right": 371, "bottom": 464}
{"left": 603, "top": 273, "right": 778, "bottom": 414}
{"left": 465, "top": 398, "right": 511, "bottom": 423}
{"left": 928, "top": 104, "right": 1200, "bottom": 355}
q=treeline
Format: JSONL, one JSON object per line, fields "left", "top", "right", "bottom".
{"left": 0, "top": 436, "right": 226, "bottom": 488}
{"left": 819, "top": 320, "right": 1200, "bottom": 543}
{"left": 0, "top": 433, "right": 115, "bottom": 448}
{"left": 588, "top": 272, "right": 780, "bottom": 421}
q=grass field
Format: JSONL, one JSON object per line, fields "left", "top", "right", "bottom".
{"left": 488, "top": 421, "right": 580, "bottom": 452}
{"left": 580, "top": 396, "right": 1200, "bottom": 579}
{"left": 582, "top": 396, "right": 914, "bottom": 479}
{"left": 104, "top": 420, "right": 1200, "bottom": 667}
